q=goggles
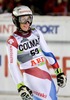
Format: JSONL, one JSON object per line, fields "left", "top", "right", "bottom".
{"left": 19, "top": 15, "right": 33, "bottom": 24}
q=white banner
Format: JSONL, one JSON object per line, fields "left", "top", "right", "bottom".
{"left": 0, "top": 14, "right": 70, "bottom": 41}
{"left": 33, "top": 16, "right": 70, "bottom": 42}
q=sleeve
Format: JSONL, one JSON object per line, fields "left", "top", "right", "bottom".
{"left": 6, "top": 36, "right": 23, "bottom": 85}
{"left": 37, "top": 29, "right": 59, "bottom": 69}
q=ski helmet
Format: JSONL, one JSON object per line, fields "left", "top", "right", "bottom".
{"left": 12, "top": 5, "right": 33, "bottom": 28}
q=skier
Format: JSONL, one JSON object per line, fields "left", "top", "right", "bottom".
{"left": 7, "top": 5, "right": 67, "bottom": 100}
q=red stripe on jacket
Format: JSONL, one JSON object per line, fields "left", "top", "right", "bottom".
{"left": 24, "top": 67, "right": 52, "bottom": 80}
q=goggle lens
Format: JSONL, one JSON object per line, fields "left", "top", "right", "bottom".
{"left": 19, "top": 15, "right": 32, "bottom": 24}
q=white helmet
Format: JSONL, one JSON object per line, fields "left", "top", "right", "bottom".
{"left": 12, "top": 5, "right": 33, "bottom": 27}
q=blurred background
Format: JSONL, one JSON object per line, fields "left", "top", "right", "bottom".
{"left": 0, "top": 0, "right": 70, "bottom": 15}
{"left": 0, "top": 0, "right": 70, "bottom": 100}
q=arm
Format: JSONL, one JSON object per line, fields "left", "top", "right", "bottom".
{"left": 7, "top": 37, "right": 23, "bottom": 85}
{"left": 37, "top": 29, "right": 59, "bottom": 69}
{"left": 37, "top": 29, "right": 67, "bottom": 88}
{"left": 7, "top": 36, "right": 33, "bottom": 100}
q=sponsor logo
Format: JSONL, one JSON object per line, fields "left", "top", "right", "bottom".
{"left": 19, "top": 38, "right": 39, "bottom": 51}
{"left": 32, "top": 25, "right": 59, "bottom": 34}
{"left": 10, "top": 45, "right": 13, "bottom": 63}
{"left": 8, "top": 39, "right": 14, "bottom": 44}
{"left": 33, "top": 91, "right": 47, "bottom": 98}
{"left": 31, "top": 57, "right": 45, "bottom": 66}
{"left": 0, "top": 24, "right": 15, "bottom": 33}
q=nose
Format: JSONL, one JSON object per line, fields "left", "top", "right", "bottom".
{"left": 25, "top": 21, "right": 30, "bottom": 24}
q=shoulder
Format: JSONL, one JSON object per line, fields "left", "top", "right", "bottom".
{"left": 31, "top": 27, "right": 42, "bottom": 36}
{"left": 7, "top": 32, "right": 18, "bottom": 48}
